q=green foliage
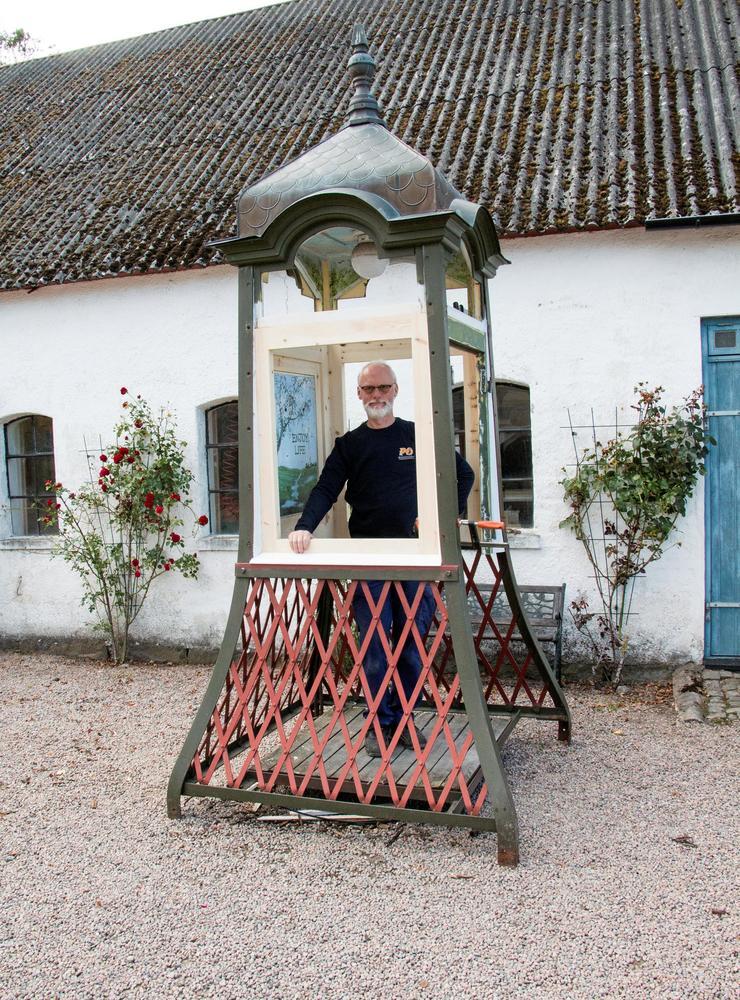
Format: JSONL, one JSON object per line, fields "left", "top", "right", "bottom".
{"left": 560, "top": 384, "right": 714, "bottom": 684}
{"left": 0, "top": 28, "right": 36, "bottom": 64}
{"left": 42, "top": 389, "right": 209, "bottom": 663}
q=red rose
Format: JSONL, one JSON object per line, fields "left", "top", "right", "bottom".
{"left": 44, "top": 479, "right": 53, "bottom": 488}
{"left": 143, "top": 492, "right": 155, "bottom": 509}
{"left": 55, "top": 503, "right": 61, "bottom": 510}
{"left": 170, "top": 532, "right": 181, "bottom": 543}
{"left": 99, "top": 455, "right": 107, "bottom": 462}
{"left": 120, "top": 387, "right": 128, "bottom": 395}
{"left": 197, "top": 515, "right": 209, "bottom": 526}
{"left": 155, "top": 505, "right": 164, "bottom": 515}
{"left": 131, "top": 558, "right": 139, "bottom": 567}
{"left": 134, "top": 569, "right": 141, "bottom": 578}
{"left": 170, "top": 492, "right": 180, "bottom": 501}
{"left": 46, "top": 499, "right": 53, "bottom": 507}
{"left": 101, "top": 484, "right": 108, "bottom": 493}
{"left": 127, "top": 456, "right": 135, "bottom": 464}
{"left": 113, "top": 454, "right": 122, "bottom": 464}
{"left": 134, "top": 419, "right": 143, "bottom": 428}
{"left": 164, "top": 563, "right": 171, "bottom": 571}
{"left": 100, "top": 467, "right": 109, "bottom": 477}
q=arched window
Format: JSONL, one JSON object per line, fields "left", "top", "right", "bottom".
{"left": 205, "top": 402, "right": 239, "bottom": 533}
{"left": 4, "top": 414, "right": 57, "bottom": 536}
{"left": 496, "top": 382, "right": 533, "bottom": 528}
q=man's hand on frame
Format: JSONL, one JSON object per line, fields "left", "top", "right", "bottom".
{"left": 288, "top": 529, "right": 313, "bottom": 554}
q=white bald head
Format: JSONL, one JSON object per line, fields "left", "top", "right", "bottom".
{"left": 357, "top": 361, "right": 399, "bottom": 428}
{"left": 357, "top": 361, "right": 397, "bottom": 387}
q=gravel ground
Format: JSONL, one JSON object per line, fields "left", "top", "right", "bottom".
{"left": 0, "top": 652, "right": 737, "bottom": 1000}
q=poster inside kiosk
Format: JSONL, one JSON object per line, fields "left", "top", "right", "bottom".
{"left": 274, "top": 370, "right": 319, "bottom": 519}
{"left": 252, "top": 305, "right": 442, "bottom": 567}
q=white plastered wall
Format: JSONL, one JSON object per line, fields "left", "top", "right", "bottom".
{"left": 1, "top": 225, "right": 738, "bottom": 663}
{"left": 0, "top": 266, "right": 239, "bottom": 650}
{"left": 489, "top": 225, "right": 739, "bottom": 665}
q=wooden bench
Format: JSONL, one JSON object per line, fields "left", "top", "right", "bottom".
{"left": 467, "top": 584, "right": 566, "bottom": 683}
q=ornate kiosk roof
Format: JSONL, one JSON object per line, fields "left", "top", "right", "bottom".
{"left": 237, "top": 25, "right": 464, "bottom": 237}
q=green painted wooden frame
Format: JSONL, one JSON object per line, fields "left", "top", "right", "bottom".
{"left": 167, "top": 190, "right": 571, "bottom": 864}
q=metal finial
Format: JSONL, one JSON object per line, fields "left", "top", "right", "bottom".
{"left": 346, "top": 24, "right": 385, "bottom": 127}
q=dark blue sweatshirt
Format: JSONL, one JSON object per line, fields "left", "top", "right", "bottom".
{"left": 295, "top": 418, "right": 475, "bottom": 538}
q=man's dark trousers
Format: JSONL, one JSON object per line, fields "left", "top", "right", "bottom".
{"left": 352, "top": 579, "right": 435, "bottom": 729}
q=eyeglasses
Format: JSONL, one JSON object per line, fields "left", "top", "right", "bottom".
{"left": 358, "top": 383, "right": 395, "bottom": 394}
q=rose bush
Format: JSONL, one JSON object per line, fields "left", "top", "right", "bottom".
{"left": 42, "top": 389, "right": 209, "bottom": 664}
{"left": 561, "top": 384, "right": 714, "bottom": 685}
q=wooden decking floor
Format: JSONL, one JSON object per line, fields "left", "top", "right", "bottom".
{"left": 245, "top": 705, "right": 513, "bottom": 804}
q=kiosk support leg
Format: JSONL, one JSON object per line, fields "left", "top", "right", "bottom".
{"left": 166, "top": 576, "right": 251, "bottom": 819}
{"left": 445, "top": 578, "right": 519, "bottom": 865}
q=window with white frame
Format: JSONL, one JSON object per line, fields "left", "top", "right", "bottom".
{"left": 4, "top": 414, "right": 58, "bottom": 536}
{"left": 205, "top": 402, "right": 239, "bottom": 534}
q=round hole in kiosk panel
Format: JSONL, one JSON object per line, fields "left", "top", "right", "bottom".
{"left": 259, "top": 227, "right": 419, "bottom": 319}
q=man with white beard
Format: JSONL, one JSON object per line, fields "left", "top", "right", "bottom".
{"left": 288, "top": 362, "right": 474, "bottom": 756}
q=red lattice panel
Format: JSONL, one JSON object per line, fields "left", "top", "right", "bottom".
{"left": 192, "top": 578, "right": 488, "bottom": 816}
{"left": 430, "top": 550, "right": 555, "bottom": 711}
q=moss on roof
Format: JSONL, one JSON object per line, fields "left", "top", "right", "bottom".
{"left": 0, "top": 0, "right": 737, "bottom": 290}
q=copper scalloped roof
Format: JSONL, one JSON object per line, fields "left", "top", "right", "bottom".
{"left": 1, "top": 0, "right": 738, "bottom": 291}
{"left": 238, "top": 121, "right": 461, "bottom": 235}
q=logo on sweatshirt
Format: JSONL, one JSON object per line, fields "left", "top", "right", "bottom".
{"left": 398, "top": 446, "right": 415, "bottom": 460}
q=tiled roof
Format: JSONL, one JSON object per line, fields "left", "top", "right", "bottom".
{"left": 1, "top": 0, "right": 737, "bottom": 290}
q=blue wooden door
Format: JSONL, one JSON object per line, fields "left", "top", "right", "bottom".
{"left": 703, "top": 318, "right": 740, "bottom": 666}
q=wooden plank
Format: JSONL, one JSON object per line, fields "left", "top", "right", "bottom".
{"left": 390, "top": 712, "right": 470, "bottom": 786}
{"left": 284, "top": 708, "right": 336, "bottom": 768}
{"left": 316, "top": 705, "right": 369, "bottom": 779}
{"left": 318, "top": 709, "right": 480, "bottom": 796}
{"left": 334, "top": 706, "right": 418, "bottom": 781}
{"left": 247, "top": 709, "right": 335, "bottom": 787}
{"left": 353, "top": 711, "right": 440, "bottom": 787}
{"left": 239, "top": 704, "right": 512, "bottom": 806}
{"left": 432, "top": 714, "right": 512, "bottom": 787}
{"left": 412, "top": 716, "right": 479, "bottom": 789}
{"left": 461, "top": 349, "right": 481, "bottom": 521}
{"left": 256, "top": 704, "right": 366, "bottom": 783}
{"left": 326, "top": 344, "right": 349, "bottom": 539}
